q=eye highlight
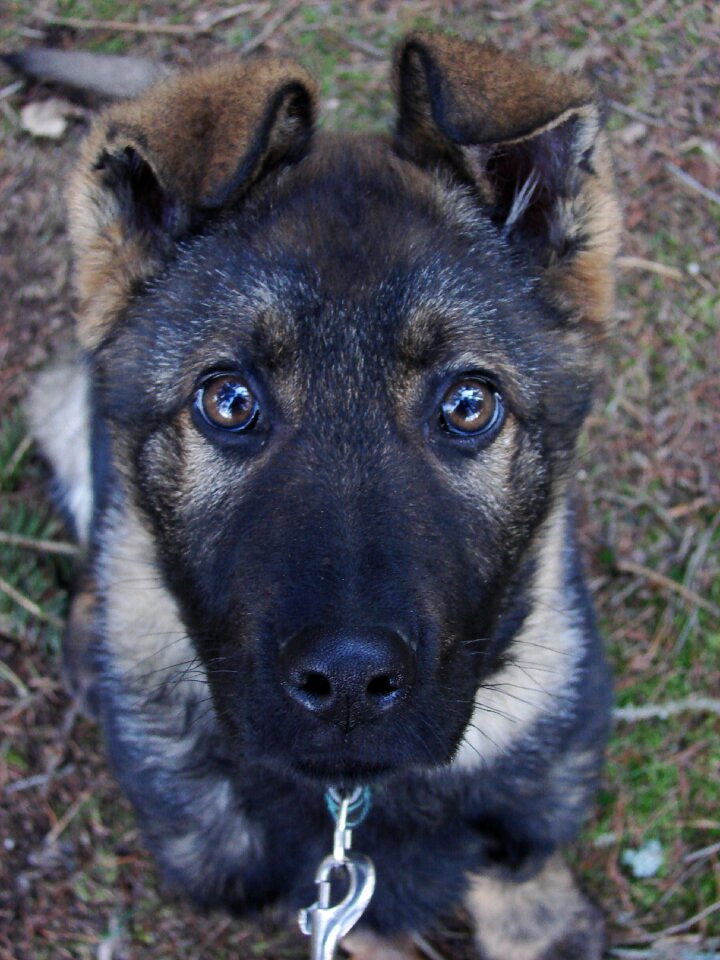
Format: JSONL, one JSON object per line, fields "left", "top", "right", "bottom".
{"left": 195, "top": 374, "right": 259, "bottom": 432}
{"left": 439, "top": 378, "right": 504, "bottom": 438}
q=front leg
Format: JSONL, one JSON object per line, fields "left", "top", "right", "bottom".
{"left": 466, "top": 854, "right": 605, "bottom": 960}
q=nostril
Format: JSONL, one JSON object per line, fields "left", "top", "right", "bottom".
{"left": 366, "top": 674, "right": 399, "bottom": 699}
{"left": 299, "top": 671, "right": 332, "bottom": 698}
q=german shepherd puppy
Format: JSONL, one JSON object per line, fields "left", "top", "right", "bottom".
{"left": 27, "top": 31, "right": 620, "bottom": 959}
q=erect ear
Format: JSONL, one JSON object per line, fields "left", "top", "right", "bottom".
{"left": 394, "top": 32, "right": 621, "bottom": 331}
{"left": 68, "top": 58, "right": 317, "bottom": 348}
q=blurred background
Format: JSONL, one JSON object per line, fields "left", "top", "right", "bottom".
{"left": 0, "top": 2, "right": 718, "bottom": 958}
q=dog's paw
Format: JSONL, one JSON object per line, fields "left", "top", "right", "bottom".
{"left": 468, "top": 855, "right": 606, "bottom": 960}
{"left": 341, "top": 929, "right": 421, "bottom": 960}
{"left": 533, "top": 899, "right": 605, "bottom": 960}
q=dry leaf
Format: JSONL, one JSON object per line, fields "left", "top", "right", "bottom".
{"left": 20, "top": 98, "right": 83, "bottom": 140}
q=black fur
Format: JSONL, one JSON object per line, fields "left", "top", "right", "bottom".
{"left": 84, "top": 136, "right": 611, "bottom": 933}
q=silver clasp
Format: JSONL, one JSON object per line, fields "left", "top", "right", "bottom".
{"left": 298, "top": 792, "right": 376, "bottom": 960}
{"left": 298, "top": 853, "right": 376, "bottom": 960}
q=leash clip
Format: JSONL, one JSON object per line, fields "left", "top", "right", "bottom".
{"left": 298, "top": 790, "right": 376, "bottom": 960}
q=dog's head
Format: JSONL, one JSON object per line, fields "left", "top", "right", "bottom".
{"left": 70, "top": 34, "right": 619, "bottom": 783}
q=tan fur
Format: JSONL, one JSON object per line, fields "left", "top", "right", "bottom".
{"left": 342, "top": 929, "right": 421, "bottom": 960}
{"left": 453, "top": 496, "right": 582, "bottom": 768}
{"left": 67, "top": 59, "right": 317, "bottom": 348}
{"left": 395, "top": 32, "right": 596, "bottom": 147}
{"left": 395, "top": 31, "right": 621, "bottom": 331}
{"left": 99, "top": 498, "right": 194, "bottom": 686}
{"left": 466, "top": 854, "right": 603, "bottom": 960}
{"left": 543, "top": 129, "right": 621, "bottom": 331}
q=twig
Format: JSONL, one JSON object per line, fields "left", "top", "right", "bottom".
{"left": 614, "top": 696, "right": 720, "bottom": 722}
{"left": 609, "top": 99, "right": 667, "bottom": 129}
{"left": 2, "top": 434, "right": 32, "bottom": 478}
{"left": 0, "top": 574, "right": 65, "bottom": 629}
{"left": 341, "top": 35, "right": 386, "bottom": 59}
{"left": 0, "top": 658, "right": 30, "bottom": 697}
{"left": 5, "top": 764, "right": 76, "bottom": 795}
{"left": 44, "top": 787, "right": 93, "bottom": 844}
{"left": 666, "top": 162, "right": 720, "bottom": 206}
{"left": 239, "top": 0, "right": 303, "bottom": 56}
{"left": 40, "top": 6, "right": 260, "bottom": 37}
{"left": 641, "top": 899, "right": 720, "bottom": 939}
{"left": 0, "top": 531, "right": 79, "bottom": 556}
{"left": 197, "top": 4, "right": 265, "bottom": 31}
{"left": 668, "top": 497, "right": 710, "bottom": 519}
{"left": 617, "top": 255, "right": 683, "bottom": 281}
{"left": 489, "top": 0, "right": 541, "bottom": 20}
{"left": 40, "top": 14, "right": 205, "bottom": 36}
{"left": 0, "top": 80, "right": 24, "bottom": 101}
{"left": 0, "top": 692, "right": 39, "bottom": 725}
{"left": 622, "top": 0, "right": 667, "bottom": 28}
{"left": 684, "top": 840, "right": 720, "bottom": 865}
{"left": 611, "top": 948, "right": 720, "bottom": 959}
{"left": 616, "top": 558, "right": 720, "bottom": 619}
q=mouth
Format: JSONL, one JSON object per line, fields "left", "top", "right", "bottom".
{"left": 292, "top": 755, "right": 399, "bottom": 784}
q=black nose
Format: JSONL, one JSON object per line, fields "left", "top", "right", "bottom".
{"left": 279, "top": 627, "right": 414, "bottom": 730}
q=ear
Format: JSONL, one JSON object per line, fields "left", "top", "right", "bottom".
{"left": 394, "top": 32, "right": 621, "bottom": 331}
{"left": 68, "top": 58, "right": 317, "bottom": 348}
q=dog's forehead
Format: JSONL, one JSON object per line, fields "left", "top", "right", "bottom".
{"left": 112, "top": 134, "right": 565, "bottom": 419}
{"left": 183, "top": 137, "right": 538, "bottom": 361}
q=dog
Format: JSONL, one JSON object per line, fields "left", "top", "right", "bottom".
{"left": 23, "top": 31, "right": 620, "bottom": 959}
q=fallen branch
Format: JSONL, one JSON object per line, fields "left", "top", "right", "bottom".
{"left": 40, "top": 5, "right": 260, "bottom": 37}
{"left": 614, "top": 696, "right": 720, "bottom": 722}
{"left": 616, "top": 558, "right": 720, "bottom": 619}
{"left": 0, "top": 531, "right": 78, "bottom": 556}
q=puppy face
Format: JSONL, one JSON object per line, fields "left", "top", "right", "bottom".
{"left": 91, "top": 137, "right": 594, "bottom": 782}
{"left": 70, "top": 35, "right": 619, "bottom": 784}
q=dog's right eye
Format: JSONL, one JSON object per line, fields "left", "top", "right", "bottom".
{"left": 194, "top": 374, "right": 259, "bottom": 432}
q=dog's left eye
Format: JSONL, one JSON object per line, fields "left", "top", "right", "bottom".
{"left": 439, "top": 378, "right": 504, "bottom": 438}
{"left": 195, "top": 374, "right": 259, "bottom": 431}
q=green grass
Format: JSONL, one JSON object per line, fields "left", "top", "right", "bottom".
{"left": 0, "top": 414, "right": 71, "bottom": 651}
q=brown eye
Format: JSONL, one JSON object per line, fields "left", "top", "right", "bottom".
{"left": 195, "top": 374, "right": 259, "bottom": 431}
{"left": 439, "top": 378, "right": 503, "bottom": 437}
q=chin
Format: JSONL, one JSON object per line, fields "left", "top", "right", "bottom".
{"left": 290, "top": 755, "right": 400, "bottom": 785}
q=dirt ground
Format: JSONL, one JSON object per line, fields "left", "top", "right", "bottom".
{"left": 0, "top": 2, "right": 718, "bottom": 959}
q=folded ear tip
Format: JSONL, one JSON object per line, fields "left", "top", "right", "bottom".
{"left": 68, "top": 56, "right": 319, "bottom": 346}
